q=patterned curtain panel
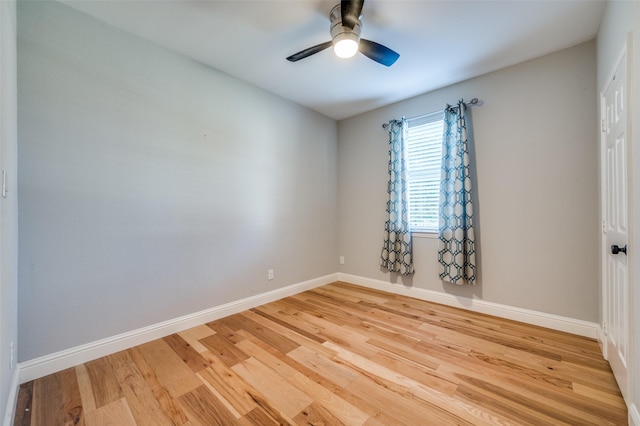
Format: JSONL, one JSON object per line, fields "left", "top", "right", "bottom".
{"left": 380, "top": 119, "right": 414, "bottom": 275}
{"left": 438, "top": 100, "right": 477, "bottom": 284}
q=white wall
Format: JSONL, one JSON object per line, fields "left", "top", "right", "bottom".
{"left": 0, "top": 0, "right": 18, "bottom": 422}
{"left": 597, "top": 1, "right": 640, "bottom": 421}
{"left": 17, "top": 1, "right": 338, "bottom": 361}
{"left": 338, "top": 41, "right": 598, "bottom": 322}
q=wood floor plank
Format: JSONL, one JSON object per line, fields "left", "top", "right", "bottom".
{"left": 292, "top": 311, "right": 378, "bottom": 358}
{"left": 185, "top": 324, "right": 217, "bottom": 340}
{"left": 13, "top": 382, "right": 33, "bottom": 426}
{"left": 347, "top": 376, "right": 475, "bottom": 426}
{"left": 287, "top": 345, "right": 359, "bottom": 388}
{"left": 225, "top": 313, "right": 300, "bottom": 354}
{"left": 163, "top": 333, "right": 210, "bottom": 373}
{"left": 195, "top": 355, "right": 259, "bottom": 416}
{"left": 368, "top": 350, "right": 458, "bottom": 397}
{"left": 572, "top": 381, "right": 628, "bottom": 409}
{"left": 84, "top": 398, "right": 137, "bottom": 426}
{"left": 249, "top": 306, "right": 329, "bottom": 350}
{"left": 250, "top": 307, "right": 327, "bottom": 345}
{"left": 16, "top": 282, "right": 628, "bottom": 426}
{"left": 454, "top": 372, "right": 618, "bottom": 425}
{"left": 178, "top": 385, "right": 239, "bottom": 426}
{"left": 31, "top": 370, "right": 68, "bottom": 426}
{"left": 108, "top": 350, "right": 175, "bottom": 426}
{"left": 253, "top": 302, "right": 326, "bottom": 342}
{"left": 453, "top": 380, "right": 572, "bottom": 426}
{"left": 85, "top": 357, "right": 124, "bottom": 408}
{"left": 235, "top": 336, "right": 300, "bottom": 379}
{"left": 135, "top": 339, "right": 202, "bottom": 398}
{"left": 366, "top": 336, "right": 441, "bottom": 370}
{"left": 326, "top": 341, "right": 512, "bottom": 426}
{"left": 292, "top": 401, "right": 347, "bottom": 426}
{"left": 59, "top": 367, "right": 84, "bottom": 426}
{"left": 439, "top": 360, "right": 628, "bottom": 425}
{"left": 75, "top": 364, "right": 97, "bottom": 412}
{"left": 31, "top": 368, "right": 64, "bottom": 426}
{"left": 177, "top": 328, "right": 212, "bottom": 354}
{"left": 127, "top": 346, "right": 191, "bottom": 424}
{"left": 231, "top": 356, "right": 313, "bottom": 419}
{"left": 287, "top": 372, "right": 370, "bottom": 425}
{"left": 502, "top": 346, "right": 621, "bottom": 392}
{"left": 237, "top": 407, "right": 280, "bottom": 426}
{"left": 200, "top": 333, "right": 250, "bottom": 367}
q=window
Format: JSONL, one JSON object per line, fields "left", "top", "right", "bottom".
{"left": 406, "top": 111, "right": 444, "bottom": 233}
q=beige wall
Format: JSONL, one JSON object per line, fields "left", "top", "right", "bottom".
{"left": 597, "top": 0, "right": 640, "bottom": 419}
{"left": 17, "top": 1, "right": 338, "bottom": 361}
{"left": 338, "top": 41, "right": 598, "bottom": 322}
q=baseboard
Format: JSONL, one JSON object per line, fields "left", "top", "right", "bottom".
{"left": 338, "top": 273, "right": 598, "bottom": 338}
{"left": 3, "top": 365, "right": 20, "bottom": 426}
{"left": 596, "top": 324, "right": 607, "bottom": 358}
{"left": 19, "top": 273, "right": 338, "bottom": 383}
{"left": 16, "top": 272, "right": 602, "bottom": 383}
{"left": 630, "top": 403, "right": 640, "bottom": 426}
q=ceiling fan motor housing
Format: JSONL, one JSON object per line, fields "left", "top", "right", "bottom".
{"left": 330, "top": 4, "right": 361, "bottom": 45}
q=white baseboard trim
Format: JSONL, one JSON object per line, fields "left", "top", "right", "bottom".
{"left": 630, "top": 403, "right": 640, "bottom": 426}
{"left": 19, "top": 273, "right": 338, "bottom": 383}
{"left": 3, "top": 366, "right": 20, "bottom": 426}
{"left": 338, "top": 273, "right": 598, "bottom": 338}
{"left": 596, "top": 324, "right": 607, "bottom": 358}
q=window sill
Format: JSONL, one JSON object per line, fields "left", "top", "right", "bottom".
{"left": 411, "top": 231, "right": 438, "bottom": 239}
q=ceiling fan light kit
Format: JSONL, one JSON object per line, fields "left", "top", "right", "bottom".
{"left": 286, "top": 0, "right": 399, "bottom": 67}
{"left": 333, "top": 34, "right": 359, "bottom": 58}
{"left": 330, "top": 4, "right": 360, "bottom": 59}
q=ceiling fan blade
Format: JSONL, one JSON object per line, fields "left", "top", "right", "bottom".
{"left": 286, "top": 41, "right": 333, "bottom": 62}
{"left": 341, "top": 0, "right": 364, "bottom": 30}
{"left": 359, "top": 39, "right": 400, "bottom": 67}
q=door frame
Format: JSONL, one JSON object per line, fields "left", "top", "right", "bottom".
{"left": 600, "top": 34, "right": 633, "bottom": 406}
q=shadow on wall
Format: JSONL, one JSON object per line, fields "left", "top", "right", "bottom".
{"left": 441, "top": 110, "right": 484, "bottom": 305}
{"left": 387, "top": 270, "right": 414, "bottom": 288}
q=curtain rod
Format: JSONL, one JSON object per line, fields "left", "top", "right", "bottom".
{"left": 382, "top": 98, "right": 480, "bottom": 129}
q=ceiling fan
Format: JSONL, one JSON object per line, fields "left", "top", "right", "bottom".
{"left": 286, "top": 0, "right": 400, "bottom": 67}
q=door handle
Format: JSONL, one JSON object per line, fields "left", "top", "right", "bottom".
{"left": 611, "top": 244, "right": 627, "bottom": 255}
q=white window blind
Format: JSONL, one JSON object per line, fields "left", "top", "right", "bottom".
{"left": 406, "top": 111, "right": 444, "bottom": 232}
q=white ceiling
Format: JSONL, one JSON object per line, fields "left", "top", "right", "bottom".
{"left": 61, "top": 0, "right": 606, "bottom": 120}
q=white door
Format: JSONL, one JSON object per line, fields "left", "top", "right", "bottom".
{"left": 602, "top": 45, "right": 629, "bottom": 403}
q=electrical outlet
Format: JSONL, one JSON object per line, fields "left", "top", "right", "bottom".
{"left": 267, "top": 269, "right": 274, "bottom": 281}
{"left": 339, "top": 256, "right": 345, "bottom": 265}
{"left": 10, "top": 341, "right": 14, "bottom": 370}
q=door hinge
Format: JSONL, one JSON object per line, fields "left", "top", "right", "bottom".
{"left": 601, "top": 119, "right": 606, "bottom": 133}
{"left": 603, "top": 320, "right": 608, "bottom": 335}
{"left": 602, "top": 220, "right": 607, "bottom": 234}
{"left": 1, "top": 170, "right": 7, "bottom": 198}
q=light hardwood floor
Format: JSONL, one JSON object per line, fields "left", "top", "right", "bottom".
{"left": 14, "top": 282, "right": 627, "bottom": 425}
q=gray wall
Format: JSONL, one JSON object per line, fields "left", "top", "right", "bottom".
{"left": 597, "top": 0, "right": 640, "bottom": 417}
{"left": 338, "top": 41, "right": 598, "bottom": 322}
{"left": 14, "top": 0, "right": 611, "bottom": 389}
{"left": 0, "top": 0, "right": 18, "bottom": 421}
{"left": 17, "top": 1, "right": 338, "bottom": 361}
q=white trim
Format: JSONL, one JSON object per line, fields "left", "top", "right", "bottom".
{"left": 19, "top": 273, "right": 338, "bottom": 383}
{"left": 630, "top": 404, "right": 640, "bottom": 426}
{"left": 338, "top": 273, "right": 598, "bottom": 338}
{"left": 411, "top": 231, "right": 438, "bottom": 239}
{"left": 596, "top": 324, "right": 607, "bottom": 358}
{"left": 16, "top": 272, "right": 601, "bottom": 384}
{"left": 2, "top": 367, "right": 19, "bottom": 426}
